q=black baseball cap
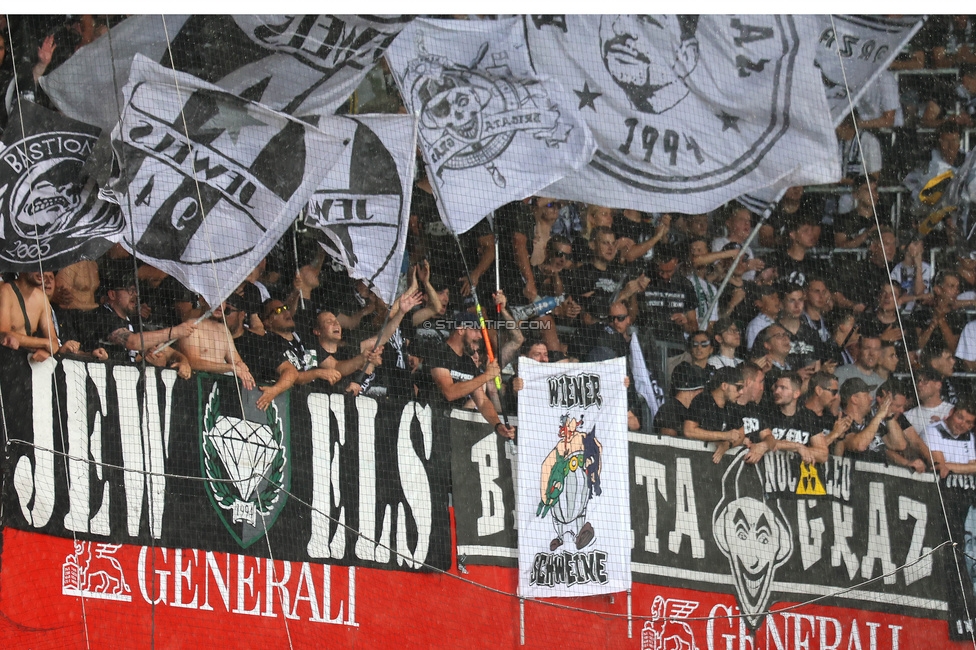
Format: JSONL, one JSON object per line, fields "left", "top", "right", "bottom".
{"left": 672, "top": 362, "right": 708, "bottom": 391}
{"left": 840, "top": 377, "right": 871, "bottom": 403}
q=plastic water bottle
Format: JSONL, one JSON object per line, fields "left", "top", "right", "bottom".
{"left": 510, "top": 296, "right": 565, "bottom": 322}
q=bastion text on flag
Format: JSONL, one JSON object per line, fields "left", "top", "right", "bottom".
{"left": 302, "top": 114, "right": 418, "bottom": 305}
{"left": 0, "top": 101, "right": 123, "bottom": 270}
{"left": 41, "top": 15, "right": 412, "bottom": 130}
{"left": 106, "top": 55, "right": 349, "bottom": 309}
{"left": 385, "top": 17, "right": 594, "bottom": 235}
{"left": 516, "top": 357, "right": 631, "bottom": 598}
{"left": 524, "top": 15, "right": 840, "bottom": 214}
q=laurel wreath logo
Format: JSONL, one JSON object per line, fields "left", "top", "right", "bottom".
{"left": 202, "top": 384, "right": 286, "bottom": 516}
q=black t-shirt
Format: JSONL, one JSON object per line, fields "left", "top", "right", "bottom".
{"left": 423, "top": 340, "right": 481, "bottom": 409}
{"left": 638, "top": 274, "right": 699, "bottom": 343}
{"left": 566, "top": 262, "right": 628, "bottom": 320}
{"left": 783, "top": 321, "right": 825, "bottom": 369}
{"left": 799, "top": 406, "right": 835, "bottom": 438}
{"left": 764, "top": 251, "right": 819, "bottom": 288}
{"left": 909, "top": 306, "right": 969, "bottom": 353}
{"left": 843, "top": 410, "right": 890, "bottom": 465}
{"left": 276, "top": 332, "right": 314, "bottom": 372}
{"left": 140, "top": 275, "right": 196, "bottom": 329}
{"left": 685, "top": 391, "right": 736, "bottom": 435}
{"left": 767, "top": 408, "right": 822, "bottom": 447}
{"left": 236, "top": 331, "right": 288, "bottom": 384}
{"left": 735, "top": 401, "right": 768, "bottom": 444}
{"left": 834, "top": 259, "right": 891, "bottom": 309}
{"left": 612, "top": 213, "right": 657, "bottom": 248}
{"left": 84, "top": 305, "right": 135, "bottom": 362}
{"left": 653, "top": 398, "right": 690, "bottom": 435}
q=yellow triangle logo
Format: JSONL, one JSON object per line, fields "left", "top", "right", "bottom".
{"left": 795, "top": 462, "right": 826, "bottom": 496}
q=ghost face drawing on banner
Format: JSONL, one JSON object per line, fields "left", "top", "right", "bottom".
{"left": 10, "top": 158, "right": 82, "bottom": 236}
{"left": 599, "top": 15, "right": 700, "bottom": 115}
{"left": 712, "top": 452, "right": 792, "bottom": 630}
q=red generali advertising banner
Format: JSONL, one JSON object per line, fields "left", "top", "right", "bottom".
{"left": 0, "top": 356, "right": 972, "bottom": 647}
{"left": 0, "top": 527, "right": 953, "bottom": 649}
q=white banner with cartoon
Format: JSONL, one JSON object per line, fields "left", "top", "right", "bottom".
{"left": 516, "top": 357, "right": 631, "bottom": 598}
{"left": 385, "top": 17, "right": 594, "bottom": 235}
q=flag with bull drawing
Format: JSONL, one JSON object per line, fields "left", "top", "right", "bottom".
{"left": 814, "top": 15, "right": 924, "bottom": 125}
{"left": 516, "top": 357, "right": 630, "bottom": 598}
{"left": 106, "top": 55, "right": 349, "bottom": 309}
{"left": 302, "top": 114, "right": 418, "bottom": 305}
{"left": 41, "top": 15, "right": 413, "bottom": 131}
{"left": 524, "top": 15, "right": 840, "bottom": 215}
{"left": 385, "top": 16, "right": 594, "bottom": 235}
{"left": 0, "top": 101, "right": 123, "bottom": 270}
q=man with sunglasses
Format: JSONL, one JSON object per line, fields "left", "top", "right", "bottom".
{"left": 261, "top": 299, "right": 347, "bottom": 391}
{"left": 683, "top": 366, "right": 746, "bottom": 449}
{"left": 905, "top": 367, "right": 954, "bottom": 434}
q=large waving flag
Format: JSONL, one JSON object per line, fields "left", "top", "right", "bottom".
{"left": 105, "top": 56, "right": 349, "bottom": 309}
{"left": 814, "top": 15, "right": 924, "bottom": 125}
{"left": 0, "top": 101, "right": 123, "bottom": 270}
{"left": 41, "top": 15, "right": 412, "bottom": 130}
{"left": 302, "top": 114, "right": 418, "bottom": 305}
{"left": 385, "top": 17, "right": 594, "bottom": 234}
{"left": 524, "top": 15, "right": 840, "bottom": 214}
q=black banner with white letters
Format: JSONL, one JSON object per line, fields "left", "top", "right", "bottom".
{"left": 452, "top": 424, "right": 951, "bottom": 622}
{"left": 0, "top": 352, "right": 451, "bottom": 572}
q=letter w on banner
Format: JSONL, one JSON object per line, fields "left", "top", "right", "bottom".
{"left": 106, "top": 55, "right": 349, "bottom": 309}
{"left": 525, "top": 15, "right": 840, "bottom": 214}
{"left": 516, "top": 357, "right": 630, "bottom": 598}
{"left": 385, "top": 17, "right": 594, "bottom": 235}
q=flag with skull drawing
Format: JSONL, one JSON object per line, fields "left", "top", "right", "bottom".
{"left": 385, "top": 17, "right": 594, "bottom": 235}
{"left": 0, "top": 101, "right": 123, "bottom": 271}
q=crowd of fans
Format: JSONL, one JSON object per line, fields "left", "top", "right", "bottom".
{"left": 2, "top": 15, "right": 976, "bottom": 477}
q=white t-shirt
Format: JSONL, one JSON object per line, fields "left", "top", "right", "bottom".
{"left": 905, "top": 402, "right": 954, "bottom": 434}
{"left": 956, "top": 320, "right": 976, "bottom": 362}
{"left": 746, "top": 313, "right": 775, "bottom": 351}
{"left": 889, "top": 261, "right": 932, "bottom": 313}
{"left": 925, "top": 420, "right": 976, "bottom": 465}
{"left": 856, "top": 71, "right": 901, "bottom": 125}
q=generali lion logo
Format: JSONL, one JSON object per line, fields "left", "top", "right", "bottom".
{"left": 62, "top": 541, "right": 132, "bottom": 601}
{"left": 641, "top": 595, "right": 699, "bottom": 650}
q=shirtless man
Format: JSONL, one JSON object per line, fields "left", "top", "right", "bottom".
{"left": 177, "top": 296, "right": 255, "bottom": 389}
{"left": 0, "top": 271, "right": 58, "bottom": 361}
{"left": 55, "top": 260, "right": 100, "bottom": 310}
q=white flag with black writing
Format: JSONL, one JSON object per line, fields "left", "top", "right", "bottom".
{"left": 41, "top": 14, "right": 412, "bottom": 130}
{"left": 302, "top": 114, "right": 418, "bottom": 305}
{"left": 385, "top": 17, "right": 594, "bottom": 234}
{"left": 0, "top": 101, "right": 123, "bottom": 270}
{"left": 108, "top": 55, "right": 349, "bottom": 308}
{"left": 524, "top": 15, "right": 840, "bottom": 214}
{"left": 516, "top": 357, "right": 630, "bottom": 598}
{"left": 814, "top": 15, "right": 923, "bottom": 125}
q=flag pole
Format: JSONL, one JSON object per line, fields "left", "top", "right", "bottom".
{"left": 292, "top": 224, "right": 306, "bottom": 310}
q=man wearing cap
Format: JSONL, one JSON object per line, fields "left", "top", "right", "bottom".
{"left": 178, "top": 294, "right": 255, "bottom": 389}
{"left": 925, "top": 399, "right": 976, "bottom": 478}
{"left": 683, "top": 366, "right": 746, "bottom": 449}
{"left": 835, "top": 378, "right": 907, "bottom": 462}
{"left": 82, "top": 272, "right": 196, "bottom": 362}
{"left": 426, "top": 313, "right": 515, "bottom": 439}
{"left": 906, "top": 367, "right": 955, "bottom": 435}
{"left": 653, "top": 361, "right": 707, "bottom": 436}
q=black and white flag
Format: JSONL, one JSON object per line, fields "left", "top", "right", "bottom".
{"left": 303, "top": 114, "right": 418, "bottom": 305}
{"left": 385, "top": 17, "right": 594, "bottom": 235}
{"left": 525, "top": 15, "right": 840, "bottom": 214}
{"left": 107, "top": 55, "right": 349, "bottom": 309}
{"left": 814, "top": 15, "right": 924, "bottom": 125}
{"left": 41, "top": 15, "right": 412, "bottom": 130}
{"left": 0, "top": 101, "right": 123, "bottom": 270}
